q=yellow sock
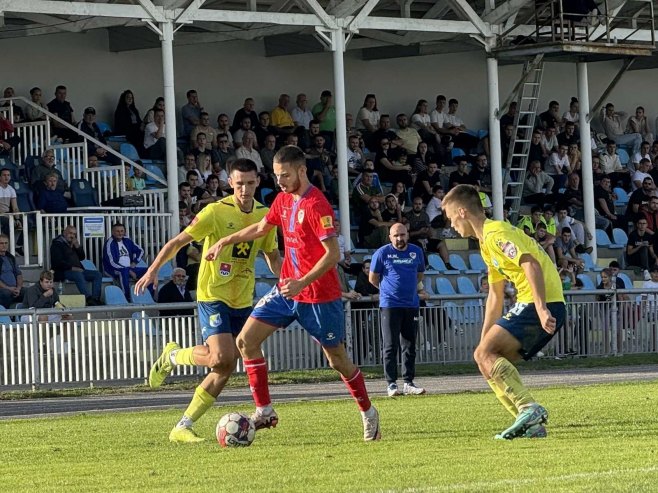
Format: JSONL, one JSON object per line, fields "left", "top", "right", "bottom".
{"left": 183, "top": 386, "right": 216, "bottom": 423}
{"left": 487, "top": 379, "right": 517, "bottom": 417}
{"left": 174, "top": 347, "right": 196, "bottom": 366}
{"left": 491, "top": 357, "right": 534, "bottom": 410}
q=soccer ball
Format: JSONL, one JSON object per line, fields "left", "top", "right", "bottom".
{"left": 216, "top": 412, "right": 256, "bottom": 448}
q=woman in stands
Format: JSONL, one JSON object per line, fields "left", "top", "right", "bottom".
{"left": 142, "top": 97, "right": 164, "bottom": 128}
{"left": 411, "top": 99, "right": 445, "bottom": 161}
{"left": 413, "top": 141, "right": 437, "bottom": 174}
{"left": 390, "top": 181, "right": 408, "bottom": 210}
{"left": 568, "top": 143, "right": 582, "bottom": 175}
{"left": 114, "top": 90, "right": 144, "bottom": 150}
{"left": 356, "top": 94, "right": 380, "bottom": 138}
{"left": 375, "top": 137, "right": 412, "bottom": 187}
{"left": 196, "top": 154, "right": 213, "bottom": 181}
{"left": 563, "top": 97, "right": 579, "bottom": 128}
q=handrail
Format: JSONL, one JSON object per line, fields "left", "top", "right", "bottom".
{"left": 0, "top": 96, "right": 167, "bottom": 186}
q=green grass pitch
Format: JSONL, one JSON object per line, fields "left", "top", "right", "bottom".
{"left": 2, "top": 381, "right": 657, "bottom": 493}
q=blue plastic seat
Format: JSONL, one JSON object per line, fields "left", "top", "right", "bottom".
{"left": 436, "top": 277, "right": 456, "bottom": 295}
{"left": 131, "top": 288, "right": 155, "bottom": 305}
{"left": 427, "top": 254, "right": 459, "bottom": 275}
{"left": 580, "top": 252, "right": 602, "bottom": 272}
{"left": 595, "top": 229, "right": 612, "bottom": 247}
{"left": 158, "top": 261, "right": 173, "bottom": 281}
{"left": 259, "top": 187, "right": 273, "bottom": 204}
{"left": 468, "top": 253, "right": 487, "bottom": 272}
{"left": 0, "top": 306, "right": 12, "bottom": 325}
{"left": 255, "top": 256, "right": 274, "bottom": 278}
{"left": 255, "top": 281, "right": 272, "bottom": 299}
{"left": 96, "top": 121, "right": 112, "bottom": 135}
{"left": 145, "top": 163, "right": 166, "bottom": 186}
{"left": 456, "top": 276, "right": 477, "bottom": 295}
{"left": 576, "top": 274, "right": 595, "bottom": 290}
{"left": 423, "top": 276, "right": 435, "bottom": 294}
{"left": 131, "top": 312, "right": 159, "bottom": 336}
{"left": 618, "top": 272, "right": 633, "bottom": 289}
{"left": 11, "top": 180, "right": 35, "bottom": 212}
{"left": 119, "top": 143, "right": 140, "bottom": 162}
{"left": 70, "top": 178, "right": 99, "bottom": 208}
{"left": 448, "top": 254, "right": 478, "bottom": 274}
{"left": 617, "top": 148, "right": 630, "bottom": 166}
{"left": 613, "top": 187, "right": 629, "bottom": 206}
{"left": 105, "top": 285, "right": 130, "bottom": 305}
{"left": 612, "top": 228, "right": 629, "bottom": 246}
{"left": 81, "top": 259, "right": 113, "bottom": 283}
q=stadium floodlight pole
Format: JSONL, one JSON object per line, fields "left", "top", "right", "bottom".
{"left": 577, "top": 61, "right": 597, "bottom": 262}
{"left": 487, "top": 55, "right": 504, "bottom": 220}
{"left": 330, "top": 28, "right": 351, "bottom": 247}
{"left": 160, "top": 20, "right": 181, "bottom": 234}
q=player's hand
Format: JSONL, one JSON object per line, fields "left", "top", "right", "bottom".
{"left": 134, "top": 270, "right": 157, "bottom": 295}
{"left": 205, "top": 241, "right": 224, "bottom": 261}
{"left": 279, "top": 278, "right": 305, "bottom": 299}
{"left": 538, "top": 307, "right": 557, "bottom": 334}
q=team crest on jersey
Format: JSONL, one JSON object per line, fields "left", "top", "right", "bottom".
{"left": 209, "top": 313, "right": 222, "bottom": 327}
{"left": 219, "top": 262, "right": 232, "bottom": 276}
{"left": 232, "top": 241, "right": 252, "bottom": 259}
{"left": 320, "top": 215, "right": 333, "bottom": 229}
{"left": 498, "top": 240, "right": 518, "bottom": 259}
{"left": 410, "top": 252, "right": 416, "bottom": 260}
{"left": 297, "top": 209, "right": 305, "bottom": 224}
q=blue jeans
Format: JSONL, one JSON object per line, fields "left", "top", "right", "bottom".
{"left": 113, "top": 266, "right": 148, "bottom": 300}
{"left": 63, "top": 269, "right": 102, "bottom": 299}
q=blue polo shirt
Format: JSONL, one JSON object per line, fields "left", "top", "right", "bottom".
{"left": 370, "top": 243, "right": 425, "bottom": 308}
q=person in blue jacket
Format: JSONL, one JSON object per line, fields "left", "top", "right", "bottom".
{"left": 102, "top": 222, "right": 147, "bottom": 298}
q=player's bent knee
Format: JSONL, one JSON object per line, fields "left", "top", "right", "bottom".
{"left": 208, "top": 355, "right": 237, "bottom": 375}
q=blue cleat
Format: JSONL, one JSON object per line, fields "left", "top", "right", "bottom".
{"left": 494, "top": 403, "right": 548, "bottom": 440}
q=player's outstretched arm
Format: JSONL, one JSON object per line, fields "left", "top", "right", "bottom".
{"left": 520, "top": 254, "right": 556, "bottom": 334}
{"left": 205, "top": 218, "right": 274, "bottom": 261}
{"left": 134, "top": 231, "right": 194, "bottom": 295}
{"left": 480, "top": 280, "right": 505, "bottom": 341}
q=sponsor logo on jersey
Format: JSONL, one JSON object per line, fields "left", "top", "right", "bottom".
{"left": 498, "top": 240, "right": 518, "bottom": 259}
{"left": 232, "top": 241, "right": 252, "bottom": 259}
{"left": 320, "top": 215, "right": 333, "bottom": 229}
{"left": 219, "top": 263, "right": 232, "bottom": 276}
{"left": 297, "top": 209, "right": 305, "bottom": 224}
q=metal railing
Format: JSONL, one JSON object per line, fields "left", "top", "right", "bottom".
{"left": 2, "top": 289, "right": 656, "bottom": 390}
{"left": 37, "top": 211, "right": 173, "bottom": 269}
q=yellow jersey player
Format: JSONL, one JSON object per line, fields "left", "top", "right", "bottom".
{"left": 135, "top": 159, "right": 280, "bottom": 443}
{"left": 442, "top": 185, "right": 565, "bottom": 440}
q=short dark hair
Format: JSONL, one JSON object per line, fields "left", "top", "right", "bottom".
{"left": 531, "top": 206, "right": 542, "bottom": 214}
{"left": 30, "top": 87, "right": 41, "bottom": 95}
{"left": 112, "top": 222, "right": 125, "bottom": 230}
{"left": 449, "top": 98, "right": 458, "bottom": 106}
{"left": 200, "top": 112, "right": 208, "bottom": 117}
{"left": 186, "top": 170, "right": 198, "bottom": 180}
{"left": 609, "top": 260, "right": 621, "bottom": 268}
{"left": 274, "top": 146, "right": 306, "bottom": 168}
{"left": 55, "top": 85, "right": 66, "bottom": 92}
{"left": 186, "top": 89, "right": 197, "bottom": 98}
{"left": 562, "top": 227, "right": 572, "bottom": 234}
{"left": 258, "top": 111, "right": 270, "bottom": 118}
{"left": 230, "top": 158, "right": 259, "bottom": 175}
{"left": 178, "top": 181, "right": 190, "bottom": 191}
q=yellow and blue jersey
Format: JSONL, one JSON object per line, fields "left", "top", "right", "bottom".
{"left": 481, "top": 219, "right": 564, "bottom": 304}
{"left": 184, "top": 196, "right": 278, "bottom": 308}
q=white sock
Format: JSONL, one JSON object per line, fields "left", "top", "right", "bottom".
{"left": 256, "top": 405, "right": 273, "bottom": 415}
{"left": 176, "top": 416, "right": 193, "bottom": 429}
{"left": 361, "top": 406, "right": 376, "bottom": 418}
{"left": 169, "top": 350, "right": 178, "bottom": 365}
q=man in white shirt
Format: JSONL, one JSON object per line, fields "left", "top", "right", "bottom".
{"left": 235, "top": 131, "right": 263, "bottom": 172}
{"left": 346, "top": 134, "right": 365, "bottom": 175}
{"left": 600, "top": 140, "right": 631, "bottom": 189}
{"left": 632, "top": 140, "right": 651, "bottom": 169}
{"left": 600, "top": 103, "right": 642, "bottom": 155}
{"left": 632, "top": 158, "right": 653, "bottom": 191}
{"left": 291, "top": 93, "right": 313, "bottom": 130}
{"left": 0, "top": 167, "right": 20, "bottom": 237}
{"left": 144, "top": 108, "right": 166, "bottom": 160}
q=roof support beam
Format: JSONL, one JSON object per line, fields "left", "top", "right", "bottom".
{"left": 175, "top": 0, "right": 207, "bottom": 24}
{"left": 356, "top": 16, "right": 482, "bottom": 34}
{"left": 19, "top": 13, "right": 83, "bottom": 32}
{"left": 300, "top": 0, "right": 338, "bottom": 28}
{"left": 182, "top": 9, "right": 324, "bottom": 27}
{"left": 483, "top": 0, "right": 534, "bottom": 24}
{"left": 136, "top": 0, "right": 166, "bottom": 23}
{"left": 0, "top": 0, "right": 158, "bottom": 21}
{"left": 446, "top": 0, "right": 492, "bottom": 37}
{"left": 328, "top": 0, "right": 369, "bottom": 17}
{"left": 347, "top": 0, "right": 381, "bottom": 31}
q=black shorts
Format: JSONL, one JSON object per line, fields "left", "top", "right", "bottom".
{"left": 497, "top": 302, "right": 566, "bottom": 360}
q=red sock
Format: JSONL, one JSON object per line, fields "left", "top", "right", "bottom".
{"left": 341, "top": 368, "right": 371, "bottom": 412}
{"left": 244, "top": 358, "right": 271, "bottom": 408}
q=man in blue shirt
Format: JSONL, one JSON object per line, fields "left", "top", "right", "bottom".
{"left": 369, "top": 222, "right": 426, "bottom": 397}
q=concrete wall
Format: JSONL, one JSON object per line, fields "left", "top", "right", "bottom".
{"left": 3, "top": 29, "right": 658, "bottom": 131}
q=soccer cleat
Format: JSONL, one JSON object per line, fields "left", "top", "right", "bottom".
{"left": 495, "top": 403, "right": 548, "bottom": 440}
{"left": 522, "top": 424, "right": 547, "bottom": 438}
{"left": 362, "top": 406, "right": 381, "bottom": 441}
{"left": 403, "top": 382, "right": 426, "bottom": 395}
{"left": 387, "top": 383, "right": 401, "bottom": 397}
{"left": 169, "top": 426, "right": 205, "bottom": 443}
{"left": 250, "top": 409, "right": 279, "bottom": 430}
{"left": 148, "top": 341, "right": 180, "bottom": 388}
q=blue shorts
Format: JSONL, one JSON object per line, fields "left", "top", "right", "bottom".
{"left": 250, "top": 286, "right": 345, "bottom": 347}
{"left": 198, "top": 301, "right": 252, "bottom": 342}
{"left": 496, "top": 302, "right": 566, "bottom": 360}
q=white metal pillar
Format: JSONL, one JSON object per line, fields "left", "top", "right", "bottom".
{"left": 487, "top": 56, "right": 504, "bottom": 220}
{"left": 330, "top": 29, "right": 351, "bottom": 241}
{"left": 160, "top": 20, "right": 180, "bottom": 234}
{"left": 577, "top": 62, "right": 597, "bottom": 261}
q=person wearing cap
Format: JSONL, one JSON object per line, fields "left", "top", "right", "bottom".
{"left": 78, "top": 107, "right": 120, "bottom": 165}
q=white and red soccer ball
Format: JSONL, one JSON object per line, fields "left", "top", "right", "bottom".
{"left": 216, "top": 412, "right": 256, "bottom": 448}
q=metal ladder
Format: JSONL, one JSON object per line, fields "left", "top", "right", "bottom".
{"left": 503, "top": 54, "right": 545, "bottom": 222}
